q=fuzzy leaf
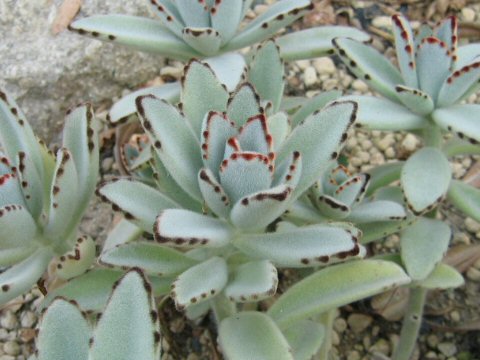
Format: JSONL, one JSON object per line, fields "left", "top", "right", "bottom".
{"left": 201, "top": 111, "right": 237, "bottom": 173}
{"left": 172, "top": 257, "right": 228, "bottom": 309}
{"left": 0, "top": 204, "right": 37, "bottom": 249}
{"left": 210, "top": 0, "right": 243, "bottom": 44}
{"left": 45, "top": 148, "right": 79, "bottom": 240}
{"left": 394, "top": 85, "right": 434, "bottom": 115}
{"left": 219, "top": 312, "right": 294, "bottom": 360}
{"left": 267, "top": 112, "right": 289, "bottom": 151}
{"left": 391, "top": 14, "right": 417, "bottom": 88}
{"left": 16, "top": 152, "right": 43, "bottom": 219}
{"left": 154, "top": 209, "right": 233, "bottom": 248}
{"left": 90, "top": 270, "right": 160, "bottom": 360}
{"left": 290, "top": 90, "right": 341, "bottom": 127}
{"left": 401, "top": 217, "right": 451, "bottom": 281}
{"left": 237, "top": 114, "right": 272, "bottom": 154}
{"left": 358, "top": 217, "right": 414, "bottom": 244}
{"left": 283, "top": 321, "right": 325, "bottom": 360}
{"left": 225, "top": 0, "right": 312, "bottom": 52}
{"left": 219, "top": 152, "right": 273, "bottom": 204}
{"left": 70, "top": 15, "right": 197, "bottom": 60}
{"left": 205, "top": 53, "right": 246, "bottom": 92}
{"left": 342, "top": 95, "right": 425, "bottom": 130}
{"left": 198, "top": 168, "right": 231, "bottom": 219}
{"left": 230, "top": 184, "right": 293, "bottom": 231}
{"left": 437, "top": 61, "right": 480, "bottom": 107}
{"left": 432, "top": 105, "right": 480, "bottom": 143}
{"left": 182, "top": 27, "right": 222, "bottom": 56}
{"left": 401, "top": 147, "right": 451, "bottom": 214}
{"left": 0, "top": 173, "right": 25, "bottom": 208}
{"left": 248, "top": 41, "right": 284, "bottom": 112}
{"left": 56, "top": 236, "right": 96, "bottom": 280}
{"left": 37, "top": 299, "right": 91, "bottom": 360}
{"left": 416, "top": 37, "right": 451, "bottom": 101}
{"left": 148, "top": 0, "right": 184, "bottom": 37}
{"left": 98, "top": 179, "right": 178, "bottom": 232}
{"left": 415, "top": 262, "right": 464, "bottom": 289}
{"left": 347, "top": 200, "right": 406, "bottom": 224}
{"left": 100, "top": 242, "right": 197, "bottom": 276}
{"left": 0, "top": 249, "right": 52, "bottom": 304}
{"left": 40, "top": 269, "right": 124, "bottom": 312}
{"left": 268, "top": 260, "right": 410, "bottom": 328}
{"left": 0, "top": 90, "right": 43, "bottom": 177}
{"left": 273, "top": 151, "right": 302, "bottom": 188}
{"left": 315, "top": 195, "right": 350, "bottom": 219}
{"left": 278, "top": 100, "right": 356, "bottom": 198}
{"left": 227, "top": 83, "right": 262, "bottom": 127}
{"left": 333, "top": 38, "right": 403, "bottom": 101}
{"left": 234, "top": 224, "right": 364, "bottom": 268}
{"left": 335, "top": 174, "right": 370, "bottom": 207}
{"left": 455, "top": 43, "right": 480, "bottom": 69}
{"left": 175, "top": 0, "right": 209, "bottom": 28}
{"left": 62, "top": 104, "right": 99, "bottom": 220}
{"left": 224, "top": 260, "right": 278, "bottom": 302}
{"left": 366, "top": 162, "right": 404, "bottom": 196}
{"left": 447, "top": 180, "right": 480, "bottom": 222}
{"left": 109, "top": 82, "right": 180, "bottom": 125}
{"left": 278, "top": 26, "right": 370, "bottom": 61}
{"left": 182, "top": 60, "right": 229, "bottom": 137}
{"left": 137, "top": 95, "right": 203, "bottom": 200}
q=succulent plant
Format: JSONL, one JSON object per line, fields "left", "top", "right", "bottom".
{"left": 332, "top": 14, "right": 480, "bottom": 218}
{"left": 69, "top": 0, "right": 369, "bottom": 124}
{"left": 33, "top": 269, "right": 161, "bottom": 360}
{"left": 88, "top": 41, "right": 368, "bottom": 315}
{"left": 0, "top": 90, "right": 98, "bottom": 304}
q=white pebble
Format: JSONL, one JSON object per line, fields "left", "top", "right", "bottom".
{"left": 296, "top": 59, "right": 311, "bottom": 70}
{"left": 303, "top": 66, "right": 318, "bottom": 86}
{"left": 313, "top": 57, "right": 336, "bottom": 75}
{"left": 465, "top": 217, "right": 480, "bottom": 233}
{"left": 2, "top": 341, "right": 19, "bottom": 356}
{"left": 352, "top": 79, "right": 369, "bottom": 92}
{"left": 401, "top": 134, "right": 419, "bottom": 152}
{"left": 0, "top": 312, "right": 17, "bottom": 331}
{"left": 372, "top": 16, "right": 392, "bottom": 29}
{"left": 348, "top": 313, "right": 373, "bottom": 334}
{"left": 466, "top": 267, "right": 480, "bottom": 282}
{"left": 438, "top": 342, "right": 457, "bottom": 357}
{"left": 461, "top": 8, "right": 476, "bottom": 22}
{"left": 385, "top": 147, "right": 396, "bottom": 159}
{"left": 20, "top": 311, "right": 37, "bottom": 328}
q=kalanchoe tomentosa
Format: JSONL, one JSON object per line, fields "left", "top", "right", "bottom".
{"left": 69, "top": 0, "right": 370, "bottom": 124}
{"left": 332, "top": 14, "right": 480, "bottom": 217}
{"left": 89, "top": 41, "right": 366, "bottom": 315}
{"left": 0, "top": 90, "right": 98, "bottom": 304}
{"left": 34, "top": 269, "right": 161, "bottom": 360}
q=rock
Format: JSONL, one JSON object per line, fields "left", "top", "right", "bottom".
{"left": 313, "top": 57, "right": 336, "bottom": 75}
{"left": 304, "top": 66, "right": 318, "bottom": 86}
{"left": 0, "top": 312, "right": 18, "bottom": 331}
{"left": 372, "top": 16, "right": 392, "bottom": 29}
{"left": 0, "top": 355, "right": 15, "bottom": 360}
{"left": 370, "top": 338, "right": 390, "bottom": 356}
{"left": 352, "top": 79, "right": 368, "bottom": 92}
{"left": 296, "top": 60, "right": 311, "bottom": 70}
{"left": 101, "top": 157, "right": 114, "bottom": 172}
{"left": 331, "top": 330, "right": 340, "bottom": 346}
{"left": 334, "top": 318, "right": 347, "bottom": 333}
{"left": 465, "top": 218, "right": 480, "bottom": 233}
{"left": 385, "top": 147, "right": 396, "bottom": 159}
{"left": 347, "top": 350, "right": 361, "bottom": 360}
{"left": 348, "top": 313, "right": 373, "bottom": 334}
{"left": 438, "top": 342, "right": 457, "bottom": 357}
{"left": 450, "top": 310, "right": 461, "bottom": 322}
{"left": 20, "top": 311, "right": 37, "bottom": 328}
{"left": 401, "top": 134, "right": 419, "bottom": 152}
{"left": 466, "top": 267, "right": 480, "bottom": 282}
{"left": 461, "top": 8, "right": 476, "bottom": 22}
{"left": 0, "top": 0, "right": 166, "bottom": 142}
{"left": 3, "top": 342, "right": 19, "bottom": 357}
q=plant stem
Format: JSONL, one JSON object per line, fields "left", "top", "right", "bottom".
{"left": 211, "top": 294, "right": 236, "bottom": 325}
{"left": 317, "top": 308, "right": 336, "bottom": 360}
{"left": 392, "top": 287, "right": 427, "bottom": 360}
{"left": 422, "top": 122, "right": 442, "bottom": 148}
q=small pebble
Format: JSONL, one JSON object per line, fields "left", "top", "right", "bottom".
{"left": 461, "top": 8, "right": 476, "bottom": 22}
{"left": 352, "top": 79, "right": 368, "bottom": 92}
{"left": 331, "top": 330, "right": 340, "bottom": 346}
{"left": 160, "top": 66, "right": 183, "bottom": 79}
{"left": 450, "top": 310, "right": 461, "bottom": 322}
{"left": 438, "top": 342, "right": 457, "bottom": 357}
{"left": 466, "top": 267, "right": 480, "bottom": 282}
{"left": 20, "top": 311, "right": 37, "bottom": 328}
{"left": 313, "top": 57, "right": 336, "bottom": 75}
{"left": 427, "top": 334, "right": 439, "bottom": 348}
{"left": 0, "top": 355, "right": 15, "bottom": 360}
{"left": 465, "top": 218, "right": 480, "bottom": 233}
{"left": 348, "top": 313, "right": 373, "bottom": 334}
{"left": 101, "top": 157, "right": 114, "bottom": 172}
{"left": 303, "top": 66, "right": 318, "bottom": 86}
{"left": 370, "top": 338, "right": 390, "bottom": 356}
{"left": 347, "top": 350, "right": 361, "bottom": 360}
{"left": 3, "top": 341, "right": 19, "bottom": 356}
{"left": 372, "top": 16, "right": 392, "bottom": 29}
{"left": 296, "top": 59, "right": 311, "bottom": 70}
{"left": 401, "top": 134, "right": 419, "bottom": 152}
{"left": 334, "top": 318, "right": 347, "bottom": 333}
{"left": 425, "top": 351, "right": 438, "bottom": 359}
{"left": 385, "top": 147, "right": 396, "bottom": 159}
{"left": 0, "top": 312, "right": 18, "bottom": 331}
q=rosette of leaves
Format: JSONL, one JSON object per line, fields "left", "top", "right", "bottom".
{"left": 69, "top": 0, "right": 369, "bottom": 124}
{"left": 33, "top": 269, "right": 161, "bottom": 360}
{"left": 92, "top": 41, "right": 366, "bottom": 319}
{"left": 332, "top": 14, "right": 480, "bottom": 219}
{"left": 0, "top": 90, "right": 99, "bottom": 304}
